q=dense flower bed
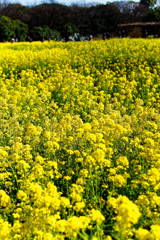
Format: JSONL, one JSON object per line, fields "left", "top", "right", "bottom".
{"left": 1, "top": 39, "right": 160, "bottom": 239}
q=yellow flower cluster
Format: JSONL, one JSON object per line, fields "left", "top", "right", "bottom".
{"left": 1, "top": 39, "right": 160, "bottom": 239}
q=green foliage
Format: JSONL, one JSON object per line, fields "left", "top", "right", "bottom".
{"left": 82, "top": 3, "right": 122, "bottom": 35}
{"left": 0, "top": 1, "right": 158, "bottom": 40}
{"left": 14, "top": 20, "right": 28, "bottom": 41}
{"left": 62, "top": 24, "right": 79, "bottom": 41}
{"left": 30, "top": 26, "right": 61, "bottom": 41}
{"left": 0, "top": 16, "right": 11, "bottom": 41}
{"left": 145, "top": 7, "right": 160, "bottom": 22}
{"left": 140, "top": 0, "right": 157, "bottom": 8}
{"left": 0, "top": 15, "right": 28, "bottom": 42}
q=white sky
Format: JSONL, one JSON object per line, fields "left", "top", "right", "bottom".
{"left": 10, "top": 0, "right": 110, "bottom": 6}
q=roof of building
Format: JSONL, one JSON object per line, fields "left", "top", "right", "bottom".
{"left": 118, "top": 22, "right": 160, "bottom": 27}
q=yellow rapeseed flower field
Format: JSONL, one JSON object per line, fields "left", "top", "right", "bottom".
{"left": 1, "top": 39, "right": 160, "bottom": 239}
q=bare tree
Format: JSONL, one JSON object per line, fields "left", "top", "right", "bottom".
{"left": 0, "top": 0, "right": 9, "bottom": 8}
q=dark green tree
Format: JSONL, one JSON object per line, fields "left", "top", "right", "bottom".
{"left": 0, "top": 16, "right": 11, "bottom": 41}
{"left": 30, "top": 26, "right": 61, "bottom": 41}
{"left": 144, "top": 6, "right": 160, "bottom": 21}
{"left": 42, "top": 25, "right": 61, "bottom": 40}
{"left": 140, "top": 0, "right": 157, "bottom": 8}
{"left": 0, "top": 15, "right": 28, "bottom": 42}
{"left": 89, "top": 3, "right": 122, "bottom": 34}
{"left": 13, "top": 20, "right": 28, "bottom": 41}
{"left": 62, "top": 23, "right": 78, "bottom": 41}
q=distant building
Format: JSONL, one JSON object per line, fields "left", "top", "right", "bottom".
{"left": 118, "top": 22, "right": 160, "bottom": 37}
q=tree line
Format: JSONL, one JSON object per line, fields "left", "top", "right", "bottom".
{"left": 0, "top": 0, "right": 160, "bottom": 42}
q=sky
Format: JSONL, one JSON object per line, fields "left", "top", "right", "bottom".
{"left": 10, "top": 0, "right": 110, "bottom": 6}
